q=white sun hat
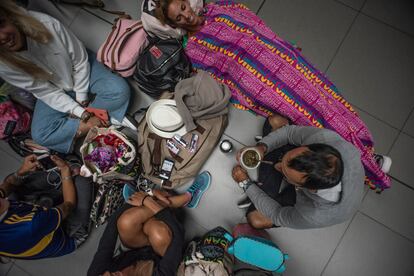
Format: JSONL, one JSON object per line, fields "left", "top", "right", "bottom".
{"left": 145, "top": 99, "right": 188, "bottom": 138}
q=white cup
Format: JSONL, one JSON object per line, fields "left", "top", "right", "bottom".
{"left": 240, "top": 148, "right": 261, "bottom": 170}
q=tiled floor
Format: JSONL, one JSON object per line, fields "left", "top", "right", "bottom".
{"left": 1, "top": 0, "right": 414, "bottom": 275}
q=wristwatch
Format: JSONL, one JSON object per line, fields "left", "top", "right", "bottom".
{"left": 238, "top": 179, "right": 253, "bottom": 192}
{"left": 80, "top": 111, "right": 92, "bottom": 122}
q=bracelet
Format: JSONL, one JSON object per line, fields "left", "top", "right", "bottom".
{"left": 61, "top": 175, "right": 72, "bottom": 181}
{"left": 0, "top": 188, "right": 6, "bottom": 198}
{"left": 238, "top": 179, "right": 253, "bottom": 192}
{"left": 141, "top": 195, "right": 150, "bottom": 206}
{"left": 13, "top": 172, "right": 28, "bottom": 181}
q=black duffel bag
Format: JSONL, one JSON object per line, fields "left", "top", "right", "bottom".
{"left": 133, "top": 37, "right": 191, "bottom": 98}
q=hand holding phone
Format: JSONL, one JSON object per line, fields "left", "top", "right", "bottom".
{"left": 37, "top": 154, "right": 58, "bottom": 172}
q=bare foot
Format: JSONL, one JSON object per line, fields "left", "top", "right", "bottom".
{"left": 269, "top": 114, "right": 289, "bottom": 131}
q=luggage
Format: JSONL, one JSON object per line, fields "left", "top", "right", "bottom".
{"left": 133, "top": 37, "right": 191, "bottom": 98}
{"left": 137, "top": 111, "right": 227, "bottom": 189}
{"left": 97, "top": 18, "right": 148, "bottom": 77}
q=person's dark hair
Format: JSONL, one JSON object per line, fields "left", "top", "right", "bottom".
{"left": 288, "top": 144, "right": 344, "bottom": 190}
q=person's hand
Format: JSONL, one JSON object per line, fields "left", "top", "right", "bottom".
{"left": 50, "top": 155, "right": 70, "bottom": 173}
{"left": 86, "top": 115, "right": 104, "bottom": 128}
{"left": 232, "top": 165, "right": 250, "bottom": 183}
{"left": 127, "top": 191, "right": 148, "bottom": 207}
{"left": 17, "top": 154, "right": 41, "bottom": 176}
{"left": 79, "top": 100, "right": 90, "bottom": 107}
{"left": 152, "top": 189, "right": 172, "bottom": 206}
{"left": 236, "top": 146, "right": 266, "bottom": 163}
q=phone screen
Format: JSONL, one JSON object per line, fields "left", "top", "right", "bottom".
{"left": 159, "top": 159, "right": 174, "bottom": 180}
{"left": 38, "top": 155, "right": 57, "bottom": 171}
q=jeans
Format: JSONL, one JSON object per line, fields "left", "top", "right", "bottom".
{"left": 31, "top": 51, "right": 130, "bottom": 153}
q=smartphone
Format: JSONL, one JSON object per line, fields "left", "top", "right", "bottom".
{"left": 37, "top": 154, "right": 58, "bottom": 172}
{"left": 159, "top": 159, "right": 174, "bottom": 180}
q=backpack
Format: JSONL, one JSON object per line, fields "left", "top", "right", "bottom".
{"left": 177, "top": 227, "right": 233, "bottom": 276}
{"left": 133, "top": 37, "right": 191, "bottom": 98}
{"left": 97, "top": 17, "right": 149, "bottom": 77}
{"left": 137, "top": 113, "right": 228, "bottom": 189}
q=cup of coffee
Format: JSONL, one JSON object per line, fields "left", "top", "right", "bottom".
{"left": 240, "top": 148, "right": 261, "bottom": 170}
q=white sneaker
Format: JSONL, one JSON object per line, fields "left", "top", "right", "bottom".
{"left": 237, "top": 196, "right": 252, "bottom": 209}
{"left": 374, "top": 154, "right": 392, "bottom": 174}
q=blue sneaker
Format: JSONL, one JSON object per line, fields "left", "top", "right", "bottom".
{"left": 122, "top": 184, "right": 136, "bottom": 201}
{"left": 186, "top": 171, "right": 211, "bottom": 208}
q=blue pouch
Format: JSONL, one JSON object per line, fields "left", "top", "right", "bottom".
{"left": 224, "top": 233, "right": 288, "bottom": 273}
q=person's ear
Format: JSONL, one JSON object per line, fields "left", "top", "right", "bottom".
{"left": 274, "top": 162, "right": 282, "bottom": 172}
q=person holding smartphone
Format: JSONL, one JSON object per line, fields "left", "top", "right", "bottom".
{"left": 0, "top": 154, "right": 92, "bottom": 259}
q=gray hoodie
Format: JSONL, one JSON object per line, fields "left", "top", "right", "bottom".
{"left": 246, "top": 125, "right": 365, "bottom": 229}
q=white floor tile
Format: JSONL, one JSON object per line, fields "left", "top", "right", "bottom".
{"left": 354, "top": 108, "right": 399, "bottom": 154}
{"left": 360, "top": 180, "right": 414, "bottom": 241}
{"left": 268, "top": 220, "right": 352, "bottom": 276}
{"left": 258, "top": 0, "right": 357, "bottom": 70}
{"left": 0, "top": 151, "right": 22, "bottom": 180}
{"left": 69, "top": 9, "right": 112, "bottom": 53}
{"left": 336, "top": 0, "right": 365, "bottom": 10}
{"left": 388, "top": 133, "right": 414, "bottom": 188}
{"left": 326, "top": 14, "right": 414, "bottom": 129}
{"left": 362, "top": 0, "right": 414, "bottom": 36}
{"left": 28, "top": 0, "right": 81, "bottom": 27}
{"left": 402, "top": 110, "right": 414, "bottom": 138}
{"left": 322, "top": 213, "right": 414, "bottom": 276}
{"left": 6, "top": 265, "right": 31, "bottom": 276}
{"left": 224, "top": 105, "right": 265, "bottom": 146}
{"left": 177, "top": 135, "right": 247, "bottom": 230}
{"left": 0, "top": 261, "right": 14, "bottom": 276}
{"left": 14, "top": 225, "right": 106, "bottom": 276}
{"left": 83, "top": 0, "right": 142, "bottom": 22}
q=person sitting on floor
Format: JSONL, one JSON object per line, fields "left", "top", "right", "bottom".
{"left": 231, "top": 114, "right": 365, "bottom": 229}
{"left": 88, "top": 171, "right": 211, "bottom": 276}
{"left": 0, "top": 154, "right": 93, "bottom": 259}
{"left": 0, "top": 0, "right": 136, "bottom": 154}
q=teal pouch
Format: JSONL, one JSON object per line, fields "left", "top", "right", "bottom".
{"left": 224, "top": 233, "right": 288, "bottom": 273}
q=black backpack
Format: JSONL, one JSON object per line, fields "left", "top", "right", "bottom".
{"left": 133, "top": 37, "right": 191, "bottom": 98}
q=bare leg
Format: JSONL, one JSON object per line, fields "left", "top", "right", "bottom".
{"left": 117, "top": 206, "right": 154, "bottom": 248}
{"left": 143, "top": 218, "right": 172, "bottom": 256}
{"left": 247, "top": 210, "right": 274, "bottom": 229}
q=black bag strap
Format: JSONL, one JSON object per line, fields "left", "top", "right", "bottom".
{"left": 50, "top": 0, "right": 129, "bottom": 17}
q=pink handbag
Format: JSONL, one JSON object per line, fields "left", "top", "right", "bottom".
{"left": 97, "top": 18, "right": 148, "bottom": 77}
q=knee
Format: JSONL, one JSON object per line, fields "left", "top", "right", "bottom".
{"left": 104, "top": 78, "right": 130, "bottom": 101}
{"left": 247, "top": 212, "right": 271, "bottom": 229}
{"left": 117, "top": 208, "right": 145, "bottom": 235}
{"left": 144, "top": 220, "right": 172, "bottom": 252}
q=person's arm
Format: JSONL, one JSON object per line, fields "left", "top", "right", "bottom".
{"left": 259, "top": 125, "right": 328, "bottom": 153}
{"left": 50, "top": 16, "right": 90, "bottom": 105}
{"left": 245, "top": 184, "right": 315, "bottom": 229}
{"left": 0, "top": 67, "right": 86, "bottom": 118}
{"left": 152, "top": 208, "right": 185, "bottom": 276}
{"left": 88, "top": 204, "right": 133, "bottom": 276}
{"left": 0, "top": 155, "right": 40, "bottom": 197}
{"left": 53, "top": 156, "right": 76, "bottom": 220}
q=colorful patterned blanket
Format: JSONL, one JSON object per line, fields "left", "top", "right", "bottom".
{"left": 185, "top": 1, "right": 391, "bottom": 190}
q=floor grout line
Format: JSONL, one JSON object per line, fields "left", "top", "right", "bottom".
{"left": 357, "top": 211, "right": 414, "bottom": 243}
{"left": 324, "top": 5, "right": 360, "bottom": 74}
{"left": 358, "top": 11, "right": 414, "bottom": 39}
{"left": 388, "top": 175, "right": 414, "bottom": 191}
{"left": 256, "top": 0, "right": 266, "bottom": 15}
{"left": 319, "top": 211, "right": 359, "bottom": 276}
